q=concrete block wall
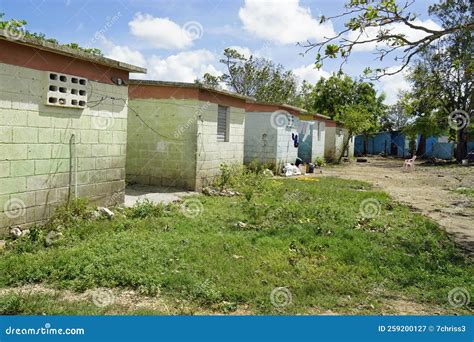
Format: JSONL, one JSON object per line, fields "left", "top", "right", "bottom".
{"left": 126, "top": 98, "right": 199, "bottom": 190}
{"left": 244, "top": 112, "right": 278, "bottom": 164}
{"left": 276, "top": 123, "right": 299, "bottom": 168}
{"left": 196, "top": 102, "right": 245, "bottom": 189}
{"left": 335, "top": 128, "right": 345, "bottom": 159}
{"left": 244, "top": 111, "right": 299, "bottom": 170}
{"left": 324, "top": 126, "right": 336, "bottom": 161}
{"left": 312, "top": 121, "right": 326, "bottom": 159}
{"left": 298, "top": 120, "right": 326, "bottom": 163}
{"left": 0, "top": 62, "right": 128, "bottom": 234}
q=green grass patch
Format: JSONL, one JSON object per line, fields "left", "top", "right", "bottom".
{"left": 452, "top": 187, "right": 474, "bottom": 200}
{"left": 0, "top": 176, "right": 472, "bottom": 315}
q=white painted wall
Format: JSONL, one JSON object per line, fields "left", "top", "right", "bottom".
{"left": 312, "top": 120, "right": 326, "bottom": 159}
{"left": 324, "top": 126, "right": 336, "bottom": 161}
{"left": 244, "top": 111, "right": 299, "bottom": 170}
{"left": 244, "top": 112, "right": 278, "bottom": 164}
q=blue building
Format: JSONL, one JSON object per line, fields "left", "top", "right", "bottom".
{"left": 355, "top": 131, "right": 414, "bottom": 157}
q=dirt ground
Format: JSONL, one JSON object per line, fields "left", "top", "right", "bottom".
{"left": 0, "top": 285, "right": 456, "bottom": 315}
{"left": 322, "top": 157, "right": 474, "bottom": 256}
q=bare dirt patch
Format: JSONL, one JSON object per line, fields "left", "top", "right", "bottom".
{"left": 322, "top": 157, "right": 474, "bottom": 256}
{"left": 1, "top": 285, "right": 456, "bottom": 315}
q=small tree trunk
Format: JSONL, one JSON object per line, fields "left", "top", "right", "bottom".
{"left": 363, "top": 133, "right": 368, "bottom": 156}
{"left": 456, "top": 128, "right": 468, "bottom": 162}
{"left": 416, "top": 134, "right": 426, "bottom": 157}
{"left": 338, "top": 130, "right": 352, "bottom": 162}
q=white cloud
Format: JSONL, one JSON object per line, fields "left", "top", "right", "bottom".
{"left": 239, "top": 0, "right": 335, "bottom": 44}
{"left": 145, "top": 50, "right": 221, "bottom": 82}
{"left": 348, "top": 19, "right": 443, "bottom": 52}
{"left": 106, "top": 45, "right": 147, "bottom": 67}
{"left": 378, "top": 66, "right": 411, "bottom": 105}
{"left": 102, "top": 35, "right": 218, "bottom": 82}
{"left": 128, "top": 13, "right": 195, "bottom": 50}
{"left": 293, "top": 64, "right": 330, "bottom": 85}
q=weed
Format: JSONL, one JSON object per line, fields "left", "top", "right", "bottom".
{"left": 0, "top": 177, "right": 472, "bottom": 315}
{"left": 314, "top": 156, "right": 326, "bottom": 167}
{"left": 48, "top": 198, "right": 93, "bottom": 228}
{"left": 126, "top": 199, "right": 168, "bottom": 219}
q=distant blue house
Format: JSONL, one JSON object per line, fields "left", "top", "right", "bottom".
{"left": 424, "top": 136, "right": 438, "bottom": 158}
{"left": 355, "top": 131, "right": 414, "bottom": 157}
{"left": 355, "top": 131, "right": 474, "bottom": 160}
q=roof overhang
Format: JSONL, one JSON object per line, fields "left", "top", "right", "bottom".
{"left": 0, "top": 30, "right": 147, "bottom": 73}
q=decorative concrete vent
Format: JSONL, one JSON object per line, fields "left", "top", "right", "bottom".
{"left": 46, "top": 72, "right": 87, "bottom": 109}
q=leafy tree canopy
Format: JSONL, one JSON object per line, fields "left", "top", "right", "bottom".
{"left": 300, "top": 0, "right": 473, "bottom": 79}
{"left": 197, "top": 48, "right": 299, "bottom": 104}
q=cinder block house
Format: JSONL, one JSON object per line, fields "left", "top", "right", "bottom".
{"left": 297, "top": 113, "right": 328, "bottom": 163}
{"left": 0, "top": 30, "right": 146, "bottom": 233}
{"left": 244, "top": 102, "right": 303, "bottom": 170}
{"left": 127, "top": 80, "right": 249, "bottom": 191}
{"left": 324, "top": 120, "right": 354, "bottom": 161}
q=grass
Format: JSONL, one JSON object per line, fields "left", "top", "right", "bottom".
{"left": 452, "top": 187, "right": 474, "bottom": 200}
{"left": 0, "top": 174, "right": 472, "bottom": 315}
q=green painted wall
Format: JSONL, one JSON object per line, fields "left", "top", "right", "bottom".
{"left": 126, "top": 98, "right": 200, "bottom": 190}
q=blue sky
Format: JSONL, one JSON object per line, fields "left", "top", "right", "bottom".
{"left": 1, "top": 0, "right": 440, "bottom": 104}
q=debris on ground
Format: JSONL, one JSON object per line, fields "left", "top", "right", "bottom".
{"left": 202, "top": 187, "right": 240, "bottom": 197}
{"left": 21, "top": 229, "right": 30, "bottom": 237}
{"left": 235, "top": 221, "right": 247, "bottom": 229}
{"left": 0, "top": 240, "right": 6, "bottom": 250}
{"left": 92, "top": 210, "right": 102, "bottom": 220}
{"left": 357, "top": 158, "right": 368, "bottom": 163}
{"left": 98, "top": 207, "right": 115, "bottom": 219}
{"left": 427, "top": 157, "right": 452, "bottom": 165}
{"left": 263, "top": 169, "right": 274, "bottom": 177}
{"left": 282, "top": 163, "right": 301, "bottom": 177}
{"left": 296, "top": 177, "right": 319, "bottom": 182}
{"left": 9, "top": 227, "right": 22, "bottom": 239}
{"left": 45, "top": 230, "right": 63, "bottom": 247}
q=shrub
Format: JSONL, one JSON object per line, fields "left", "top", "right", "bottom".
{"left": 314, "top": 157, "right": 326, "bottom": 167}
{"left": 214, "top": 163, "right": 245, "bottom": 189}
{"left": 246, "top": 160, "right": 276, "bottom": 174}
{"left": 47, "top": 198, "right": 93, "bottom": 228}
{"left": 126, "top": 199, "right": 167, "bottom": 219}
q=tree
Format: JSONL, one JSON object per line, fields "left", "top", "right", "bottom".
{"left": 300, "top": 0, "right": 473, "bottom": 79}
{"left": 197, "top": 48, "right": 299, "bottom": 104}
{"left": 381, "top": 91, "right": 414, "bottom": 131}
{"left": 399, "top": 1, "right": 473, "bottom": 160}
{"left": 0, "top": 13, "right": 103, "bottom": 56}
{"left": 299, "top": 74, "right": 386, "bottom": 159}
